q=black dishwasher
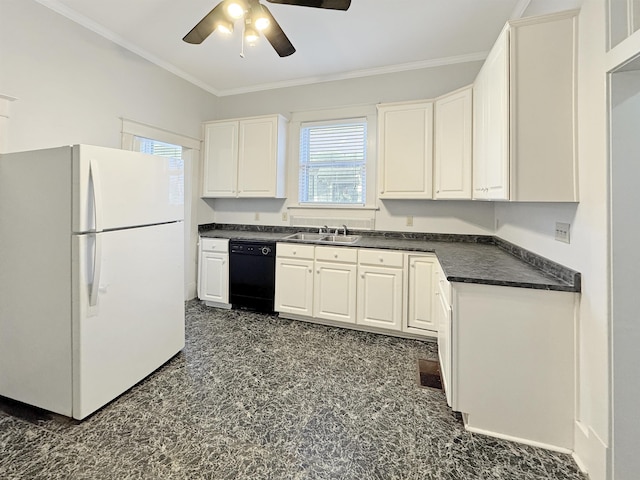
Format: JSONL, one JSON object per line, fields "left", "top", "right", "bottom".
{"left": 229, "top": 240, "right": 276, "bottom": 313}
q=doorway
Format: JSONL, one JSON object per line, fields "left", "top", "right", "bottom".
{"left": 609, "top": 60, "right": 640, "bottom": 480}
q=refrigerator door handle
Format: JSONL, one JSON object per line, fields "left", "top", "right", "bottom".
{"left": 89, "top": 158, "right": 104, "bottom": 233}
{"left": 89, "top": 233, "right": 102, "bottom": 307}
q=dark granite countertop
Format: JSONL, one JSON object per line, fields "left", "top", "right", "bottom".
{"left": 199, "top": 224, "right": 580, "bottom": 293}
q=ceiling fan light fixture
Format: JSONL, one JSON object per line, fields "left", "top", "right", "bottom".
{"left": 226, "top": 1, "right": 246, "bottom": 19}
{"left": 254, "top": 16, "right": 270, "bottom": 31}
{"left": 244, "top": 25, "right": 259, "bottom": 45}
{"left": 215, "top": 18, "right": 234, "bottom": 35}
{"left": 252, "top": 4, "right": 270, "bottom": 31}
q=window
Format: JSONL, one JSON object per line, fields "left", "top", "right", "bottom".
{"left": 298, "top": 118, "right": 367, "bottom": 205}
{"left": 133, "top": 136, "right": 185, "bottom": 206}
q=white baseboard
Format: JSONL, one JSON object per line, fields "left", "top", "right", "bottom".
{"left": 573, "top": 421, "right": 609, "bottom": 480}
{"left": 462, "top": 422, "right": 573, "bottom": 454}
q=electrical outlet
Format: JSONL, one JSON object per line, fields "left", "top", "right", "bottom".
{"left": 282, "top": 212, "right": 288, "bottom": 222}
{"left": 254, "top": 212, "right": 260, "bottom": 221}
{"left": 555, "top": 222, "right": 570, "bottom": 243}
{"left": 406, "top": 216, "right": 413, "bottom": 227}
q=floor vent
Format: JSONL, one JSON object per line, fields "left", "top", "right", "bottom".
{"left": 417, "top": 358, "right": 442, "bottom": 390}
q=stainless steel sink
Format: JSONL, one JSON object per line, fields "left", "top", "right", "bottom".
{"left": 282, "top": 232, "right": 361, "bottom": 244}
{"left": 282, "top": 232, "right": 328, "bottom": 241}
{"left": 319, "top": 235, "right": 360, "bottom": 244}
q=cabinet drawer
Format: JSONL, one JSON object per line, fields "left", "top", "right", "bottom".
{"left": 276, "top": 243, "right": 315, "bottom": 260}
{"left": 200, "top": 237, "right": 229, "bottom": 253}
{"left": 315, "top": 246, "right": 358, "bottom": 263}
{"left": 358, "top": 249, "right": 404, "bottom": 268}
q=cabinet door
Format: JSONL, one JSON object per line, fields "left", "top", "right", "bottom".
{"left": 237, "top": 117, "right": 278, "bottom": 197}
{"left": 357, "top": 265, "right": 403, "bottom": 331}
{"left": 472, "top": 71, "right": 488, "bottom": 199}
{"left": 275, "top": 257, "right": 314, "bottom": 316}
{"left": 478, "top": 27, "right": 509, "bottom": 200}
{"left": 407, "top": 256, "right": 436, "bottom": 332}
{"left": 199, "top": 252, "right": 229, "bottom": 304}
{"left": 434, "top": 86, "right": 473, "bottom": 200}
{"left": 314, "top": 261, "right": 357, "bottom": 324}
{"left": 378, "top": 102, "right": 434, "bottom": 199}
{"left": 484, "top": 28, "right": 509, "bottom": 200}
{"left": 202, "top": 122, "right": 238, "bottom": 197}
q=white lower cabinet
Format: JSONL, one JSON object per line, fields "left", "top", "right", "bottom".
{"left": 274, "top": 244, "right": 315, "bottom": 316}
{"left": 406, "top": 255, "right": 438, "bottom": 335}
{"left": 451, "top": 282, "right": 576, "bottom": 450}
{"left": 357, "top": 250, "right": 404, "bottom": 331}
{"left": 313, "top": 247, "right": 358, "bottom": 324}
{"left": 275, "top": 244, "right": 443, "bottom": 339}
{"left": 198, "top": 238, "right": 230, "bottom": 308}
{"left": 435, "top": 266, "right": 452, "bottom": 407}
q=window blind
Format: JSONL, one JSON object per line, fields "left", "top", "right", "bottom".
{"left": 299, "top": 119, "right": 367, "bottom": 205}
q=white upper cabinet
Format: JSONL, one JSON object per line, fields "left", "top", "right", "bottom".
{"left": 202, "top": 114, "right": 287, "bottom": 198}
{"left": 473, "top": 10, "right": 579, "bottom": 202}
{"left": 434, "top": 86, "right": 473, "bottom": 200}
{"left": 202, "top": 121, "right": 238, "bottom": 198}
{"left": 377, "top": 101, "right": 434, "bottom": 199}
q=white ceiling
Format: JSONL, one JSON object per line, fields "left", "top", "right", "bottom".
{"left": 34, "top": 0, "right": 581, "bottom": 97}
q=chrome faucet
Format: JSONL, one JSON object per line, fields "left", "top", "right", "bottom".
{"left": 341, "top": 225, "right": 348, "bottom": 236}
{"left": 319, "top": 225, "right": 329, "bottom": 234}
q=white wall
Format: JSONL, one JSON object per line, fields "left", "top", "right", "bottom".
{"left": 0, "top": 0, "right": 217, "bottom": 151}
{"left": 206, "top": 62, "right": 496, "bottom": 235}
{"left": 495, "top": 1, "right": 609, "bottom": 478}
{"left": 0, "top": 0, "right": 219, "bottom": 300}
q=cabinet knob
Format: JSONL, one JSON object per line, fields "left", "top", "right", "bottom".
{"left": 308, "top": 269, "right": 312, "bottom": 273}
{"left": 379, "top": 257, "right": 384, "bottom": 262}
{"left": 334, "top": 254, "right": 338, "bottom": 258}
{"left": 293, "top": 251, "right": 297, "bottom": 255}
{"left": 317, "top": 270, "right": 320, "bottom": 274}
{"left": 361, "top": 274, "right": 365, "bottom": 279}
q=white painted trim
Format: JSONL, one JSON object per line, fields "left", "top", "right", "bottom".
{"left": 509, "top": 0, "right": 532, "bottom": 20}
{"left": 216, "top": 52, "right": 489, "bottom": 97}
{"left": 573, "top": 420, "right": 610, "bottom": 480}
{"left": 121, "top": 119, "right": 201, "bottom": 151}
{"left": 463, "top": 424, "right": 573, "bottom": 454}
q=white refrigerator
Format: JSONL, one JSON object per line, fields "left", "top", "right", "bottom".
{"left": 0, "top": 144, "right": 185, "bottom": 419}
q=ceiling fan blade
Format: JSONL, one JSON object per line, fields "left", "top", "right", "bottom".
{"left": 265, "top": 0, "right": 351, "bottom": 10}
{"left": 261, "top": 4, "right": 296, "bottom": 57}
{"left": 183, "top": 2, "right": 227, "bottom": 44}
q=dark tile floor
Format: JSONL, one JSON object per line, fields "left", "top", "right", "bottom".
{"left": 0, "top": 301, "right": 587, "bottom": 479}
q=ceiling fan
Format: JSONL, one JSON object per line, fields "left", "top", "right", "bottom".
{"left": 183, "top": 0, "right": 351, "bottom": 57}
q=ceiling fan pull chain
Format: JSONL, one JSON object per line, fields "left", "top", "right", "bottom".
{"left": 240, "top": 26, "right": 246, "bottom": 58}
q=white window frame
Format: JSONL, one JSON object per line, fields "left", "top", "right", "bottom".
{"left": 288, "top": 105, "right": 378, "bottom": 210}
